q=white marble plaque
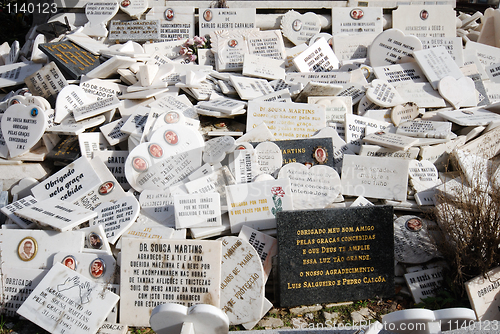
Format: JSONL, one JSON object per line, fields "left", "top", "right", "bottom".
{"left": 277, "top": 163, "right": 341, "bottom": 209}
{"left": 93, "top": 151, "right": 129, "bottom": 190}
{"left": 438, "top": 76, "right": 477, "bottom": 110}
{"left": 333, "top": 33, "right": 377, "bottom": 61}
{"left": 109, "top": 20, "right": 160, "bottom": 42}
{"left": 174, "top": 193, "right": 221, "bottom": 229}
{"left": 2, "top": 103, "right": 48, "bottom": 158}
{"left": 394, "top": 215, "right": 438, "bottom": 263}
{"left": 254, "top": 142, "right": 282, "bottom": 176}
{"left": 363, "top": 132, "right": 419, "bottom": 150}
{"left": 72, "top": 96, "right": 120, "bottom": 122}
{"left": 466, "top": 266, "right": 500, "bottom": 321}
{"left": 218, "top": 236, "right": 265, "bottom": 325}
{"left": 80, "top": 78, "right": 127, "bottom": 101}
{"left": 139, "top": 189, "right": 174, "bottom": 223}
{"left": 246, "top": 30, "right": 286, "bottom": 60}
{"left": 31, "top": 157, "right": 101, "bottom": 202}
{"left": 55, "top": 85, "right": 93, "bottom": 124}
{"left": 0, "top": 62, "right": 43, "bottom": 89}
{"left": 17, "top": 263, "right": 119, "bottom": 334}
{"left": 229, "top": 75, "right": 273, "bottom": 100}
{"left": 359, "top": 145, "right": 419, "bottom": 160}
{"left": 438, "top": 108, "right": 500, "bottom": 126}
{"left": 226, "top": 178, "right": 293, "bottom": 233}
{"left": 134, "top": 149, "right": 202, "bottom": 191}
{"left": 280, "top": 10, "right": 321, "bottom": 46}
{"left": 340, "top": 155, "right": 410, "bottom": 201}
{"left": 78, "top": 132, "right": 111, "bottom": 159}
{"left": 100, "top": 117, "right": 129, "bottom": 146}
{"left": 292, "top": 38, "right": 340, "bottom": 72}
{"left": 238, "top": 225, "right": 277, "bottom": 283}
{"left": 368, "top": 29, "right": 422, "bottom": 67}
{"left": 199, "top": 8, "right": 256, "bottom": 37}
{"left": 405, "top": 267, "right": 444, "bottom": 303}
{"left": 0, "top": 229, "right": 85, "bottom": 269}
{"left": 344, "top": 114, "right": 391, "bottom": 154}
{"left": 366, "top": 79, "right": 405, "bottom": 107}
{"left": 331, "top": 7, "right": 383, "bottom": 35}
{"left": 82, "top": 1, "right": 119, "bottom": 37}
{"left": 247, "top": 101, "right": 325, "bottom": 140}
{"left": 119, "top": 238, "right": 222, "bottom": 326}
{"left": 15, "top": 197, "right": 97, "bottom": 232}
{"left": 243, "top": 54, "right": 285, "bottom": 80}
{"left": 465, "top": 41, "right": 500, "bottom": 68}
{"left": 146, "top": 7, "right": 194, "bottom": 42}
{"left": 396, "top": 82, "right": 447, "bottom": 108}
{"left": 413, "top": 46, "right": 464, "bottom": 90}
{"left": 89, "top": 195, "right": 139, "bottom": 244}
{"left": 392, "top": 5, "right": 456, "bottom": 39}
{"left": 420, "top": 37, "right": 464, "bottom": 67}
{"left": 373, "top": 63, "right": 427, "bottom": 84}
{"left": 24, "top": 62, "right": 68, "bottom": 103}
{"left": 396, "top": 120, "right": 452, "bottom": 139}
{"left": 0, "top": 195, "right": 38, "bottom": 229}
{"left": 2, "top": 266, "right": 48, "bottom": 317}
{"left": 285, "top": 71, "right": 351, "bottom": 85}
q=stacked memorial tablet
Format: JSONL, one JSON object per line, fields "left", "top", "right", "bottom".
{"left": 0, "top": 1, "right": 495, "bottom": 331}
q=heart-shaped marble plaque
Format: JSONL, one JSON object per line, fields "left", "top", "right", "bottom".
{"left": 391, "top": 102, "right": 419, "bottom": 126}
{"left": 89, "top": 195, "right": 139, "bottom": 244}
{"left": 277, "top": 162, "right": 341, "bottom": 209}
{"left": 2, "top": 104, "right": 47, "bottom": 158}
{"left": 119, "top": 0, "right": 147, "bottom": 19}
{"left": 368, "top": 29, "right": 422, "bottom": 67}
{"left": 438, "top": 76, "right": 476, "bottom": 110}
{"left": 280, "top": 10, "right": 321, "bottom": 46}
{"left": 55, "top": 85, "right": 93, "bottom": 123}
{"left": 254, "top": 142, "right": 283, "bottom": 176}
{"left": 366, "top": 79, "right": 405, "bottom": 107}
{"left": 150, "top": 303, "right": 229, "bottom": 334}
{"left": 83, "top": 1, "right": 119, "bottom": 37}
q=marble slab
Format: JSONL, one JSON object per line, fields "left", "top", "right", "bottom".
{"left": 466, "top": 266, "right": 500, "bottom": 321}
{"left": 392, "top": 5, "right": 456, "bottom": 39}
{"left": 396, "top": 120, "right": 452, "bottom": 139}
{"left": 292, "top": 38, "right": 340, "bottom": 73}
{"left": 226, "top": 178, "right": 293, "bottom": 233}
{"left": 420, "top": 37, "right": 464, "bottom": 67}
{"left": 199, "top": 8, "right": 256, "bottom": 37}
{"left": 359, "top": 145, "right": 419, "bottom": 160}
{"left": 119, "top": 238, "right": 222, "bottom": 326}
{"left": 15, "top": 197, "right": 97, "bottom": 232}
{"left": 146, "top": 7, "right": 195, "bottom": 42}
{"left": 368, "top": 29, "right": 422, "bottom": 67}
{"left": 0, "top": 229, "right": 84, "bottom": 270}
{"left": 438, "top": 108, "right": 500, "bottom": 126}
{"left": 331, "top": 7, "right": 383, "bottom": 35}
{"left": 247, "top": 101, "right": 325, "bottom": 140}
{"left": 108, "top": 20, "right": 160, "bottom": 42}
{"left": 341, "top": 155, "right": 410, "bottom": 201}
{"left": 0, "top": 195, "right": 38, "bottom": 229}
{"left": 72, "top": 96, "right": 121, "bottom": 122}
{"left": 344, "top": 114, "right": 391, "bottom": 154}
{"left": 405, "top": 267, "right": 444, "bottom": 303}
{"left": 246, "top": 30, "right": 286, "bottom": 60}
{"left": 1, "top": 266, "right": 48, "bottom": 317}
{"left": 24, "top": 62, "right": 68, "bottom": 105}
{"left": 174, "top": 193, "right": 221, "bottom": 229}
{"left": 373, "top": 63, "right": 427, "bottom": 84}
{"left": 31, "top": 156, "right": 101, "bottom": 202}
{"left": 277, "top": 163, "right": 341, "bottom": 210}
{"left": 17, "top": 263, "right": 119, "bottom": 334}
{"left": 238, "top": 225, "right": 277, "bottom": 284}
{"left": 218, "top": 236, "right": 265, "bottom": 325}
{"left": 413, "top": 46, "right": 464, "bottom": 90}
{"left": 395, "top": 82, "right": 447, "bottom": 108}
{"left": 332, "top": 33, "right": 377, "bottom": 61}
{"left": 0, "top": 62, "right": 43, "bottom": 89}
{"left": 363, "top": 132, "right": 419, "bottom": 151}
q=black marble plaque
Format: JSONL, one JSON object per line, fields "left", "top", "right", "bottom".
{"left": 251, "top": 138, "right": 335, "bottom": 168}
{"left": 277, "top": 206, "right": 394, "bottom": 307}
{"left": 38, "top": 40, "right": 101, "bottom": 79}
{"left": 46, "top": 135, "right": 81, "bottom": 161}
